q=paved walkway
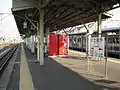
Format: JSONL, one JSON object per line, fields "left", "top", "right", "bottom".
{"left": 67, "top": 50, "right": 120, "bottom": 88}
{"left": 8, "top": 45, "right": 120, "bottom": 90}
{"left": 24, "top": 46, "right": 117, "bottom": 90}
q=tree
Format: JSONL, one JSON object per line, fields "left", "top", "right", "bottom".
{"left": 0, "top": 37, "right": 5, "bottom": 42}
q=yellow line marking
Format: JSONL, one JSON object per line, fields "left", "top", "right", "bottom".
{"left": 69, "top": 50, "right": 86, "bottom": 56}
{"left": 20, "top": 44, "right": 34, "bottom": 90}
{"left": 69, "top": 50, "right": 120, "bottom": 64}
{"left": 108, "top": 58, "right": 120, "bottom": 63}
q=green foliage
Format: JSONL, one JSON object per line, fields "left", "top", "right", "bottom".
{"left": 0, "top": 37, "right": 5, "bottom": 41}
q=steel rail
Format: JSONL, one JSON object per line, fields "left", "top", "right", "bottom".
{"left": 0, "top": 45, "right": 19, "bottom": 71}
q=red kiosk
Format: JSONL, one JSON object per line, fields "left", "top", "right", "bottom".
{"left": 48, "top": 34, "right": 68, "bottom": 56}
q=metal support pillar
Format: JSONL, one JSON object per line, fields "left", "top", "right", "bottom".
{"left": 45, "top": 28, "right": 49, "bottom": 55}
{"left": 97, "top": 12, "right": 102, "bottom": 61}
{"left": 72, "top": 35, "right": 74, "bottom": 50}
{"left": 80, "top": 18, "right": 90, "bottom": 56}
{"left": 27, "top": 38, "right": 28, "bottom": 48}
{"left": 27, "top": 37, "right": 29, "bottom": 49}
{"left": 80, "top": 19, "right": 92, "bottom": 71}
{"left": 30, "top": 36, "right": 32, "bottom": 52}
{"left": 33, "top": 35, "right": 35, "bottom": 53}
{"left": 105, "top": 34, "right": 108, "bottom": 78}
{"left": 98, "top": 13, "right": 102, "bottom": 37}
{"left": 39, "top": 10, "right": 44, "bottom": 66}
{"left": 86, "top": 33, "right": 88, "bottom": 56}
{"left": 81, "top": 34, "right": 83, "bottom": 51}
{"left": 88, "top": 34, "right": 91, "bottom": 56}
{"left": 34, "top": 35, "right": 37, "bottom": 56}
{"left": 31, "top": 35, "right": 35, "bottom": 53}
{"left": 86, "top": 33, "right": 91, "bottom": 57}
{"left": 25, "top": 38, "right": 27, "bottom": 46}
{"left": 26, "top": 38, "right": 29, "bottom": 48}
{"left": 119, "top": 30, "right": 120, "bottom": 58}
{"left": 29, "top": 37, "right": 31, "bottom": 50}
{"left": 37, "top": 22, "right": 40, "bottom": 61}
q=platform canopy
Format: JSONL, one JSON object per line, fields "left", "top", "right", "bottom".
{"left": 12, "top": 0, "right": 120, "bottom": 37}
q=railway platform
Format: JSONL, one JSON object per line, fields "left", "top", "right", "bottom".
{"left": 5, "top": 44, "right": 120, "bottom": 90}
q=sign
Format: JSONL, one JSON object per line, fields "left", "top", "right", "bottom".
{"left": 90, "top": 37, "right": 105, "bottom": 57}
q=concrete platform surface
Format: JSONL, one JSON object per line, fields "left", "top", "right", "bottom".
{"left": 7, "top": 45, "right": 120, "bottom": 90}
{"left": 24, "top": 46, "right": 120, "bottom": 90}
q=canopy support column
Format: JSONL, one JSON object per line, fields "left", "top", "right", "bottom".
{"left": 31, "top": 35, "right": 35, "bottom": 53}
{"left": 39, "top": 10, "right": 44, "bottom": 66}
{"left": 45, "top": 28, "right": 49, "bottom": 55}
{"left": 98, "top": 13, "right": 102, "bottom": 37}
{"left": 37, "top": 22, "right": 40, "bottom": 61}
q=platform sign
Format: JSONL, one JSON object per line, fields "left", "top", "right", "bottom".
{"left": 90, "top": 37, "right": 105, "bottom": 58}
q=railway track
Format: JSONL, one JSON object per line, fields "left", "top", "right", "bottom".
{"left": 0, "top": 46, "right": 10, "bottom": 54}
{"left": 0, "top": 44, "right": 19, "bottom": 72}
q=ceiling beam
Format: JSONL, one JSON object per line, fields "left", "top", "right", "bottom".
{"left": 51, "top": 9, "right": 92, "bottom": 26}
{"left": 45, "top": 7, "right": 70, "bottom": 24}
{"left": 83, "top": 0, "right": 99, "bottom": 14}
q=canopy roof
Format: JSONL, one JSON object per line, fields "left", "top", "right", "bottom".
{"left": 12, "top": 0, "right": 119, "bottom": 37}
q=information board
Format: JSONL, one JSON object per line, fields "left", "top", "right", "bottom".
{"left": 90, "top": 37, "right": 105, "bottom": 57}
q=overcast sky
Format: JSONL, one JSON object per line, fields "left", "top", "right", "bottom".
{"left": 0, "top": 0, "right": 120, "bottom": 39}
{"left": 0, "top": 0, "right": 21, "bottom": 40}
{"left": 108, "top": 6, "right": 120, "bottom": 20}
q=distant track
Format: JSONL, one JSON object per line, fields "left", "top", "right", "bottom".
{"left": 0, "top": 44, "right": 19, "bottom": 71}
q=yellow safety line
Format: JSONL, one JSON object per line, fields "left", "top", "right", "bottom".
{"left": 108, "top": 58, "right": 120, "bottom": 63}
{"left": 20, "top": 44, "right": 34, "bottom": 90}
{"left": 69, "top": 50, "right": 86, "bottom": 56}
{"left": 69, "top": 50, "right": 120, "bottom": 63}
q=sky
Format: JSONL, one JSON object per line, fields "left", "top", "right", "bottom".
{"left": 0, "top": 0, "right": 120, "bottom": 40}
{"left": 102, "top": 7, "right": 120, "bottom": 28}
{"left": 0, "top": 0, "right": 21, "bottom": 40}
{"left": 108, "top": 6, "right": 120, "bottom": 20}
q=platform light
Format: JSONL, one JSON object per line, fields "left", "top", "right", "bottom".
{"left": 23, "top": 19, "right": 27, "bottom": 28}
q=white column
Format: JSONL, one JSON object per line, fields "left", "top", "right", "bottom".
{"left": 26, "top": 38, "right": 29, "bottom": 48}
{"left": 30, "top": 36, "right": 32, "bottom": 51}
{"left": 29, "top": 37, "right": 31, "bottom": 50}
{"left": 98, "top": 13, "right": 102, "bottom": 37}
{"left": 45, "top": 28, "right": 49, "bottom": 55}
{"left": 37, "top": 22, "right": 40, "bottom": 61}
{"left": 31, "top": 35, "right": 35, "bottom": 53}
{"left": 39, "top": 10, "right": 44, "bottom": 66}
{"left": 88, "top": 34, "right": 91, "bottom": 57}
{"left": 25, "top": 38, "right": 27, "bottom": 46}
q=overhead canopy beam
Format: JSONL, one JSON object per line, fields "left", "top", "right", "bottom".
{"left": 83, "top": 0, "right": 98, "bottom": 14}
{"left": 12, "top": 0, "right": 36, "bottom": 11}
{"left": 51, "top": 10, "right": 90, "bottom": 26}
{"left": 12, "top": 0, "right": 119, "bottom": 36}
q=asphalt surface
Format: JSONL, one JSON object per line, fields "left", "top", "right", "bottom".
{"left": 24, "top": 46, "right": 106, "bottom": 90}
{"left": 6, "top": 45, "right": 120, "bottom": 90}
